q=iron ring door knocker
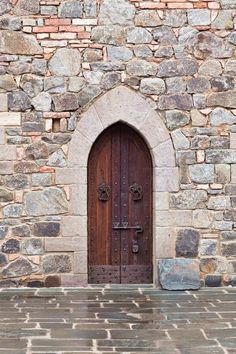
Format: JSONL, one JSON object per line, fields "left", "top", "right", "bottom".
{"left": 129, "top": 183, "right": 143, "bottom": 201}
{"left": 97, "top": 182, "right": 111, "bottom": 201}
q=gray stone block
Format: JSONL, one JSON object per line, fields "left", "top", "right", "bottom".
{"left": 8, "top": 91, "right": 31, "bottom": 112}
{"left": 99, "top": 0, "right": 135, "bottom": 26}
{"left": 107, "top": 46, "right": 133, "bottom": 62}
{"left": 33, "top": 222, "right": 60, "bottom": 237}
{"left": 222, "top": 242, "right": 236, "bottom": 256}
{"left": 188, "top": 9, "right": 211, "bottom": 26}
{"left": 20, "top": 74, "right": 43, "bottom": 98}
{"left": 164, "top": 10, "right": 187, "bottom": 27}
{"left": 25, "top": 142, "right": 48, "bottom": 160}
{"left": 53, "top": 93, "right": 79, "bottom": 112}
{"left": 91, "top": 26, "right": 126, "bottom": 45}
{"left": 31, "top": 92, "right": 51, "bottom": 112}
{"left": 25, "top": 188, "right": 68, "bottom": 216}
{"left": 3, "top": 203, "right": 23, "bottom": 218}
{"left": 170, "top": 190, "right": 207, "bottom": 209}
{"left": 208, "top": 196, "right": 228, "bottom": 210}
{"left": 42, "top": 254, "right": 72, "bottom": 274}
{"left": 199, "top": 239, "right": 217, "bottom": 256}
{"left": 207, "top": 91, "right": 236, "bottom": 108}
{"left": 206, "top": 150, "right": 236, "bottom": 164}
{"left": 0, "top": 74, "right": 17, "bottom": 91}
{"left": 58, "top": 0, "right": 82, "bottom": 18}
{"left": 157, "top": 58, "right": 198, "bottom": 77}
{"left": 32, "top": 173, "right": 52, "bottom": 187}
{"left": 159, "top": 94, "right": 193, "bottom": 111}
{"left": 176, "top": 229, "right": 200, "bottom": 257}
{"left": 0, "top": 226, "right": 8, "bottom": 240}
{"left": 127, "top": 27, "right": 152, "bottom": 44}
{"left": 84, "top": 0, "right": 97, "bottom": 17}
{"left": 49, "top": 48, "right": 81, "bottom": 77}
{"left": 189, "top": 164, "right": 214, "bottom": 184}
{"left": 0, "top": 30, "right": 42, "bottom": 55}
{"left": 205, "top": 274, "right": 222, "bottom": 287}
{"left": 5, "top": 174, "right": 29, "bottom": 190}
{"left": 1, "top": 238, "right": 20, "bottom": 254}
{"left": 0, "top": 0, "right": 12, "bottom": 16}
{"left": 210, "top": 107, "right": 236, "bottom": 126}
{"left": 220, "top": 0, "right": 236, "bottom": 9}
{"left": 2, "top": 257, "right": 38, "bottom": 277}
{"left": 21, "top": 238, "right": 44, "bottom": 255}
{"left": 187, "top": 77, "right": 211, "bottom": 94}
{"left": 159, "top": 259, "right": 200, "bottom": 290}
{"left": 199, "top": 59, "right": 222, "bottom": 76}
{"left": 211, "top": 76, "right": 234, "bottom": 91}
{"left": 12, "top": 224, "right": 30, "bottom": 238}
{"left": 127, "top": 59, "right": 157, "bottom": 77}
{"left": 13, "top": 0, "right": 39, "bottom": 15}
{"left": 165, "top": 110, "right": 190, "bottom": 130}
{"left": 193, "top": 32, "right": 234, "bottom": 59}
{"left": 211, "top": 10, "right": 233, "bottom": 30}
{"left": 200, "top": 257, "right": 228, "bottom": 274}
{"left": 153, "top": 26, "right": 177, "bottom": 45}
{"left": 0, "top": 188, "right": 13, "bottom": 202}
{"left": 135, "top": 10, "right": 162, "bottom": 27}
{"left": 140, "top": 78, "right": 165, "bottom": 95}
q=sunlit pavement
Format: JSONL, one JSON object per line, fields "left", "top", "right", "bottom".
{"left": 0, "top": 285, "right": 236, "bottom": 353}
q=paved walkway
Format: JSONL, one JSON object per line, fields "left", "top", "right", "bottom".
{"left": 0, "top": 286, "right": 236, "bottom": 353}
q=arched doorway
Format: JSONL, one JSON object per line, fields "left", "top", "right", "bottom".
{"left": 59, "top": 86, "right": 179, "bottom": 287}
{"left": 88, "top": 123, "right": 153, "bottom": 284}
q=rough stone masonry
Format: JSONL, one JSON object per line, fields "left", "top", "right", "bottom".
{"left": 0, "top": 0, "right": 236, "bottom": 289}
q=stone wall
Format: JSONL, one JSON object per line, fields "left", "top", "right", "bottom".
{"left": 0, "top": 0, "right": 236, "bottom": 288}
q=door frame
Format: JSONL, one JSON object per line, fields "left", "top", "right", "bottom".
{"left": 55, "top": 86, "right": 179, "bottom": 286}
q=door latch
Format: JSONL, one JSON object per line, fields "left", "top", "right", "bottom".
{"left": 112, "top": 222, "right": 143, "bottom": 233}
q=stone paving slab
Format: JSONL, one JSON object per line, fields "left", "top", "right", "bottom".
{"left": 0, "top": 286, "right": 236, "bottom": 353}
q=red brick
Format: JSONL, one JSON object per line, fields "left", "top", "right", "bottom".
{"left": 194, "top": 2, "right": 208, "bottom": 8}
{"left": 77, "top": 32, "right": 91, "bottom": 39}
{"left": 40, "top": 166, "right": 55, "bottom": 173}
{"left": 59, "top": 26, "right": 84, "bottom": 32}
{"left": 161, "top": 0, "right": 187, "bottom": 2}
{"left": 89, "top": 43, "right": 104, "bottom": 49}
{"left": 195, "top": 25, "right": 211, "bottom": 30}
{"left": 24, "top": 132, "right": 42, "bottom": 136}
{"left": 43, "top": 112, "right": 70, "bottom": 118}
{"left": 33, "top": 26, "right": 58, "bottom": 33}
{"left": 71, "top": 43, "right": 89, "bottom": 48}
{"left": 167, "top": 2, "right": 193, "bottom": 8}
{"left": 45, "top": 19, "right": 71, "bottom": 26}
{"left": 50, "top": 33, "right": 77, "bottom": 39}
{"left": 140, "top": 3, "right": 166, "bottom": 8}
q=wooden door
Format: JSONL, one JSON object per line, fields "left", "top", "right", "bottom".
{"left": 88, "top": 123, "right": 153, "bottom": 284}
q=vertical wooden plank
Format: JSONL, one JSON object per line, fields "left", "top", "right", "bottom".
{"left": 111, "top": 125, "right": 121, "bottom": 281}
{"left": 120, "top": 124, "right": 130, "bottom": 273}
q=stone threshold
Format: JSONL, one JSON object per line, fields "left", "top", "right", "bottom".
{"left": 0, "top": 286, "right": 234, "bottom": 294}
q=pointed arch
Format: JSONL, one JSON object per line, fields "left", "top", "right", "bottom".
{"left": 56, "top": 86, "right": 179, "bottom": 286}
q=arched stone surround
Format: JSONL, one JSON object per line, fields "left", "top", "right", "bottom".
{"left": 55, "top": 85, "right": 180, "bottom": 286}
